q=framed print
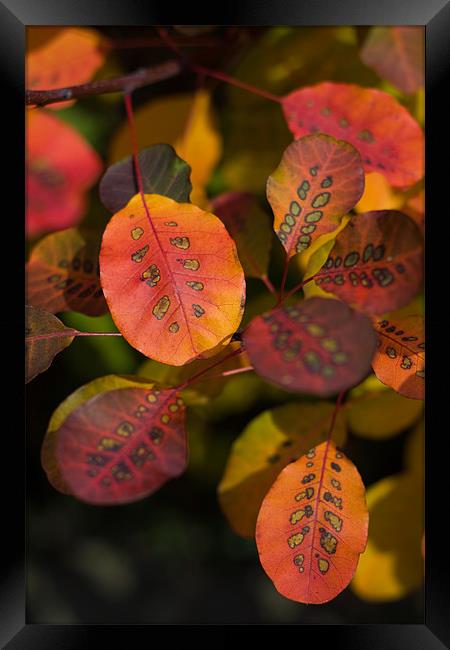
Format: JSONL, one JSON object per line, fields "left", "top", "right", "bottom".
{"left": 2, "top": 0, "right": 449, "bottom": 647}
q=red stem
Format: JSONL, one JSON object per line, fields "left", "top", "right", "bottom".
{"left": 26, "top": 330, "right": 122, "bottom": 343}
{"left": 261, "top": 274, "right": 277, "bottom": 295}
{"left": 175, "top": 346, "right": 245, "bottom": 391}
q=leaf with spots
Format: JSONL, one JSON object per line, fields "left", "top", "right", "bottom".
{"left": 256, "top": 440, "right": 368, "bottom": 604}
{"left": 243, "top": 297, "right": 376, "bottom": 397}
{"left": 100, "top": 194, "right": 245, "bottom": 365}
{"left": 218, "top": 402, "right": 347, "bottom": 539}
{"left": 26, "top": 305, "right": 76, "bottom": 383}
{"left": 315, "top": 211, "right": 423, "bottom": 315}
{"left": 360, "top": 27, "right": 424, "bottom": 95}
{"left": 372, "top": 314, "right": 424, "bottom": 400}
{"left": 26, "top": 228, "right": 107, "bottom": 316}
{"left": 54, "top": 383, "right": 187, "bottom": 505}
{"left": 267, "top": 134, "right": 364, "bottom": 259}
{"left": 211, "top": 192, "right": 273, "bottom": 281}
{"left": 99, "top": 144, "right": 192, "bottom": 213}
{"left": 282, "top": 82, "right": 424, "bottom": 187}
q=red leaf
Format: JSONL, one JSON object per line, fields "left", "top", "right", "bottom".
{"left": 26, "top": 305, "right": 75, "bottom": 383}
{"left": 282, "top": 82, "right": 424, "bottom": 187}
{"left": 243, "top": 297, "right": 377, "bottom": 396}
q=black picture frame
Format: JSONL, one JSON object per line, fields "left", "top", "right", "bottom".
{"left": 3, "top": 0, "right": 449, "bottom": 647}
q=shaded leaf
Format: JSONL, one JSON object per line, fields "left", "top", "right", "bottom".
{"left": 315, "top": 211, "right": 423, "bottom": 315}
{"left": 211, "top": 192, "right": 273, "bottom": 280}
{"left": 267, "top": 134, "right": 364, "bottom": 259}
{"left": 372, "top": 314, "right": 424, "bottom": 400}
{"left": 404, "top": 189, "right": 425, "bottom": 233}
{"left": 26, "top": 111, "right": 102, "bottom": 237}
{"left": 99, "top": 144, "right": 192, "bottom": 213}
{"left": 404, "top": 419, "right": 424, "bottom": 476}
{"left": 256, "top": 440, "right": 368, "bottom": 604}
{"left": 55, "top": 384, "right": 187, "bottom": 505}
{"left": 26, "top": 305, "right": 75, "bottom": 383}
{"left": 219, "top": 402, "right": 347, "bottom": 538}
{"left": 360, "top": 27, "right": 424, "bottom": 95}
{"left": 26, "top": 228, "right": 108, "bottom": 316}
{"left": 351, "top": 472, "right": 423, "bottom": 601}
{"left": 346, "top": 375, "right": 423, "bottom": 439}
{"left": 100, "top": 194, "right": 245, "bottom": 365}
{"left": 282, "top": 82, "right": 424, "bottom": 187}
{"left": 243, "top": 297, "right": 377, "bottom": 396}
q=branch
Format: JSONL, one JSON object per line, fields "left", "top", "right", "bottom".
{"left": 26, "top": 59, "right": 182, "bottom": 107}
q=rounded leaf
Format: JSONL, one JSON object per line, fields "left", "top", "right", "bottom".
{"left": 243, "top": 297, "right": 377, "bottom": 396}
{"left": 100, "top": 194, "right": 245, "bottom": 365}
{"left": 26, "top": 305, "right": 75, "bottom": 383}
{"left": 256, "top": 440, "right": 368, "bottom": 604}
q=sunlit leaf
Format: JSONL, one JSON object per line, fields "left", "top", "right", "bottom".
{"left": 355, "top": 173, "right": 406, "bottom": 213}
{"left": 219, "top": 402, "right": 347, "bottom": 538}
{"left": 27, "top": 28, "right": 108, "bottom": 110}
{"left": 26, "top": 228, "right": 108, "bottom": 316}
{"left": 109, "top": 90, "right": 221, "bottom": 206}
{"left": 26, "top": 305, "right": 75, "bottom": 383}
{"left": 211, "top": 192, "right": 273, "bottom": 281}
{"left": 26, "top": 111, "right": 102, "bottom": 237}
{"left": 54, "top": 383, "right": 187, "bottom": 504}
{"left": 315, "top": 211, "right": 423, "bottom": 315}
{"left": 360, "top": 27, "right": 424, "bottom": 95}
{"left": 42, "top": 374, "right": 153, "bottom": 494}
{"left": 243, "top": 297, "right": 376, "bottom": 396}
{"left": 372, "top": 314, "right": 424, "bottom": 400}
{"left": 346, "top": 375, "right": 423, "bottom": 439}
{"left": 100, "top": 194, "right": 245, "bottom": 365}
{"left": 351, "top": 472, "right": 423, "bottom": 602}
{"left": 256, "top": 440, "right": 368, "bottom": 604}
{"left": 99, "top": 144, "right": 192, "bottom": 213}
{"left": 282, "top": 82, "right": 424, "bottom": 187}
{"left": 267, "top": 134, "right": 364, "bottom": 259}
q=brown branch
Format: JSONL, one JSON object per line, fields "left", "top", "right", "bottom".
{"left": 26, "top": 59, "right": 182, "bottom": 107}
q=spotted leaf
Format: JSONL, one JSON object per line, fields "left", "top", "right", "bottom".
{"left": 100, "top": 194, "right": 245, "bottom": 365}
{"left": 360, "top": 27, "right": 424, "bottom": 95}
{"left": 26, "top": 305, "right": 75, "bottom": 383}
{"left": 211, "top": 192, "right": 273, "bottom": 281}
{"left": 243, "top": 297, "right": 377, "bottom": 397}
{"left": 282, "top": 82, "right": 424, "bottom": 187}
{"left": 267, "top": 134, "right": 364, "bottom": 259}
{"left": 26, "top": 228, "right": 107, "bottom": 316}
{"left": 54, "top": 384, "right": 187, "bottom": 505}
{"left": 256, "top": 440, "right": 368, "bottom": 604}
{"left": 372, "top": 315, "right": 424, "bottom": 400}
{"left": 218, "top": 402, "right": 347, "bottom": 539}
{"left": 315, "top": 211, "right": 423, "bottom": 315}
{"left": 99, "top": 144, "right": 192, "bottom": 213}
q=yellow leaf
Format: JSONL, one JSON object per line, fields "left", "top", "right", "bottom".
{"left": 355, "top": 173, "right": 406, "bottom": 213}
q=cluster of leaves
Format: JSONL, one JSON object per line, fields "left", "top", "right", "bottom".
{"left": 26, "top": 26, "right": 424, "bottom": 607}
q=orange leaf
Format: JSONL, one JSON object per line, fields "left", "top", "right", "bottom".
{"left": 282, "top": 82, "right": 424, "bottom": 187}
{"left": 26, "top": 111, "right": 102, "bottom": 237}
{"left": 100, "top": 194, "right": 245, "bottom": 365}
{"left": 267, "top": 134, "right": 364, "bottom": 259}
{"left": 315, "top": 211, "right": 423, "bottom": 315}
{"left": 372, "top": 315, "right": 424, "bottom": 399}
{"left": 256, "top": 440, "right": 368, "bottom": 604}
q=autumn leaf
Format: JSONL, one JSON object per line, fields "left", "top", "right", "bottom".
{"left": 99, "top": 144, "right": 192, "bottom": 213}
{"left": 355, "top": 173, "right": 407, "bottom": 213}
{"left": 53, "top": 383, "right": 187, "bottom": 505}
{"left": 403, "top": 189, "right": 425, "bottom": 233}
{"left": 218, "top": 402, "right": 347, "bottom": 539}
{"left": 211, "top": 192, "right": 273, "bottom": 281}
{"left": 243, "top": 297, "right": 376, "bottom": 396}
{"left": 345, "top": 375, "right": 423, "bottom": 439}
{"left": 315, "top": 211, "right": 423, "bottom": 315}
{"left": 27, "top": 28, "right": 108, "bottom": 110}
{"left": 109, "top": 90, "right": 221, "bottom": 206}
{"left": 282, "top": 82, "right": 424, "bottom": 187}
{"left": 256, "top": 440, "right": 368, "bottom": 604}
{"left": 267, "top": 134, "right": 364, "bottom": 259}
{"left": 26, "top": 305, "right": 76, "bottom": 383}
{"left": 360, "top": 27, "right": 424, "bottom": 95}
{"left": 372, "top": 314, "right": 424, "bottom": 400}
{"left": 26, "top": 228, "right": 108, "bottom": 316}
{"left": 26, "top": 110, "right": 102, "bottom": 237}
{"left": 100, "top": 194, "right": 245, "bottom": 365}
